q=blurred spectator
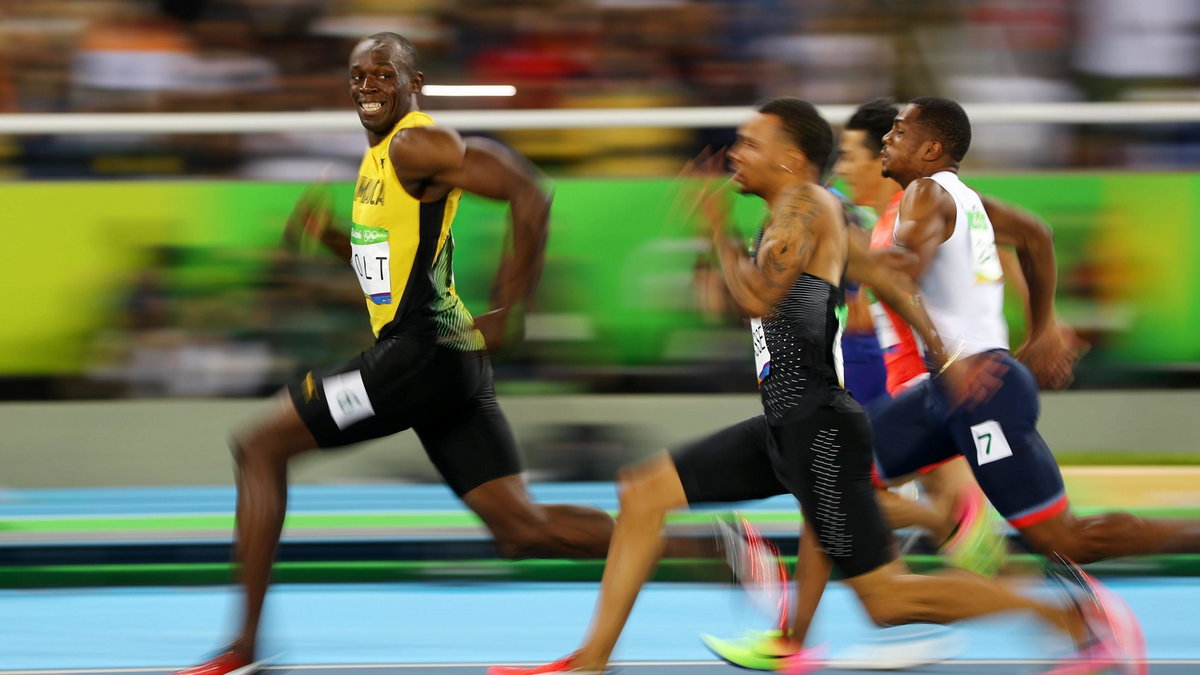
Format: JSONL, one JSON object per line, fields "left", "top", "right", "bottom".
{"left": 1073, "top": 0, "right": 1200, "bottom": 98}
{"left": 4, "top": 0, "right": 1200, "bottom": 398}
{"left": 1071, "top": 0, "right": 1200, "bottom": 167}
{"left": 0, "top": 43, "right": 19, "bottom": 178}
{"left": 1, "top": 0, "right": 1198, "bottom": 174}
{"left": 86, "top": 245, "right": 370, "bottom": 397}
{"left": 71, "top": 4, "right": 199, "bottom": 109}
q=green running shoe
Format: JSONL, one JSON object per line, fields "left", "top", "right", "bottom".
{"left": 700, "top": 630, "right": 824, "bottom": 674}
{"left": 701, "top": 629, "right": 781, "bottom": 670}
{"left": 940, "top": 487, "right": 1007, "bottom": 577}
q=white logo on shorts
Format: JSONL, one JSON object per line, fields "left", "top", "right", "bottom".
{"left": 323, "top": 370, "right": 375, "bottom": 430}
{"left": 971, "top": 420, "right": 1013, "bottom": 466}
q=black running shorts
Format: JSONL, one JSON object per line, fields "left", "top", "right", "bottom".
{"left": 287, "top": 330, "right": 522, "bottom": 496}
{"left": 671, "top": 396, "right": 893, "bottom": 579}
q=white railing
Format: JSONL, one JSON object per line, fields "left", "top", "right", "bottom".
{"left": 2, "top": 102, "right": 1200, "bottom": 135}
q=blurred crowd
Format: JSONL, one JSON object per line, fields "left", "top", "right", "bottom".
{"left": 3, "top": 0, "right": 1200, "bottom": 399}
{"left": 2, "top": 0, "right": 1200, "bottom": 178}
{"left": 82, "top": 246, "right": 368, "bottom": 398}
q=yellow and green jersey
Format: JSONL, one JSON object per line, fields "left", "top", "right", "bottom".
{"left": 349, "top": 111, "right": 485, "bottom": 350}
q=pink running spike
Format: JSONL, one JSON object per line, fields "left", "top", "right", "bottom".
{"left": 777, "top": 645, "right": 826, "bottom": 675}
{"left": 488, "top": 653, "right": 603, "bottom": 675}
{"left": 1045, "top": 560, "right": 1147, "bottom": 675}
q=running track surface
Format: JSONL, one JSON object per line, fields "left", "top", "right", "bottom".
{"left": 2, "top": 484, "right": 1196, "bottom": 674}
{"left": 6, "top": 664, "right": 1200, "bottom": 675}
{"left": 0, "top": 484, "right": 790, "bottom": 517}
{"left": 1, "top": 579, "right": 1195, "bottom": 674}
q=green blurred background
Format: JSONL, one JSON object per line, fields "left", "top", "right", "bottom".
{"left": 2, "top": 174, "right": 1196, "bottom": 395}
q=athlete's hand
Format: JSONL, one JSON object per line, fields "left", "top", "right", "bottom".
{"left": 698, "top": 179, "right": 737, "bottom": 241}
{"left": 474, "top": 307, "right": 523, "bottom": 353}
{"left": 283, "top": 185, "right": 332, "bottom": 253}
{"left": 1016, "top": 319, "right": 1087, "bottom": 390}
{"left": 673, "top": 147, "right": 732, "bottom": 237}
{"left": 937, "top": 352, "right": 1008, "bottom": 409}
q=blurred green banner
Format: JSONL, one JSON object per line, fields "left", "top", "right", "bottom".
{"left": 0, "top": 174, "right": 1195, "bottom": 377}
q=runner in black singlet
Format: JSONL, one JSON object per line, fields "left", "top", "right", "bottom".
{"left": 490, "top": 98, "right": 1106, "bottom": 675}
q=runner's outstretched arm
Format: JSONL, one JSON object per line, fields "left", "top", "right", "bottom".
{"left": 283, "top": 186, "right": 352, "bottom": 263}
{"left": 982, "top": 197, "right": 1080, "bottom": 389}
{"left": 981, "top": 197, "right": 1056, "bottom": 338}
{"left": 390, "top": 128, "right": 552, "bottom": 350}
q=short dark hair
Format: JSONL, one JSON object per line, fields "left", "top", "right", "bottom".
{"left": 757, "top": 97, "right": 833, "bottom": 175}
{"left": 908, "top": 96, "right": 971, "bottom": 162}
{"left": 845, "top": 98, "right": 899, "bottom": 155}
{"left": 363, "top": 32, "right": 419, "bottom": 69}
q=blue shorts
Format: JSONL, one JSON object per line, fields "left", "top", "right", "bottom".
{"left": 869, "top": 352, "right": 1068, "bottom": 528}
{"left": 841, "top": 332, "right": 889, "bottom": 406}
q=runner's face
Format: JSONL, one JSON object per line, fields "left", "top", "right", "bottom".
{"left": 834, "top": 130, "right": 883, "bottom": 207}
{"left": 880, "top": 104, "right": 926, "bottom": 184}
{"left": 349, "top": 41, "right": 419, "bottom": 135}
{"left": 729, "top": 113, "right": 792, "bottom": 197}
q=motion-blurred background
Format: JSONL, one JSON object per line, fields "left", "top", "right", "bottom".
{"left": 2, "top": 0, "right": 1199, "bottom": 486}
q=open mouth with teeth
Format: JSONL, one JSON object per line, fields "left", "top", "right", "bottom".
{"left": 361, "top": 102, "right": 383, "bottom": 113}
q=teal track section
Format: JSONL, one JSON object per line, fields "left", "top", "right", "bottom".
{"left": 1, "top": 578, "right": 1197, "bottom": 669}
{"left": 6, "top": 483, "right": 1200, "bottom": 586}
{"left": 0, "top": 483, "right": 793, "bottom": 517}
{"left": 5, "top": 482, "right": 1199, "bottom": 529}
{"left": 3, "top": 483, "right": 1199, "bottom": 671}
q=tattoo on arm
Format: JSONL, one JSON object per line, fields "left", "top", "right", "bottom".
{"left": 760, "top": 187, "right": 819, "bottom": 288}
{"left": 714, "top": 186, "right": 825, "bottom": 315}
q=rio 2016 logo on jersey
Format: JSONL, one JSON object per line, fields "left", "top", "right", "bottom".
{"left": 967, "top": 209, "right": 1003, "bottom": 284}
{"left": 350, "top": 224, "right": 391, "bottom": 304}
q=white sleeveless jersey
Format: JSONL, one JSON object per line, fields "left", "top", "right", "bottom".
{"left": 899, "top": 171, "right": 1008, "bottom": 356}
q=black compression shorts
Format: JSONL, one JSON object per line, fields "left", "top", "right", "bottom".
{"left": 287, "top": 331, "right": 522, "bottom": 496}
{"left": 671, "top": 397, "right": 893, "bottom": 579}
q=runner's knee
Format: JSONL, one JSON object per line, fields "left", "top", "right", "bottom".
{"left": 616, "top": 476, "right": 671, "bottom": 520}
{"left": 1022, "top": 513, "right": 1134, "bottom": 564}
{"left": 1068, "top": 513, "right": 1143, "bottom": 564}
{"left": 493, "top": 528, "right": 539, "bottom": 560}
{"left": 492, "top": 520, "right": 571, "bottom": 560}
{"left": 230, "top": 429, "right": 291, "bottom": 471}
{"left": 615, "top": 458, "right": 682, "bottom": 517}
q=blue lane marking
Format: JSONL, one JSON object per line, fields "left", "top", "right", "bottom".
{"left": 0, "top": 484, "right": 800, "bottom": 518}
{"left": 0, "top": 578, "right": 1194, "bottom": 670}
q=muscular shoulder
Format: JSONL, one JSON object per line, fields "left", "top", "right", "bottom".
{"left": 388, "top": 125, "right": 466, "bottom": 176}
{"left": 904, "top": 176, "right": 948, "bottom": 201}
{"left": 904, "top": 177, "right": 957, "bottom": 213}
{"left": 774, "top": 183, "right": 840, "bottom": 230}
{"left": 904, "top": 176, "right": 955, "bottom": 218}
{"left": 897, "top": 177, "right": 956, "bottom": 245}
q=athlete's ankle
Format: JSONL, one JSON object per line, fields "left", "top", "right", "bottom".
{"left": 228, "top": 639, "right": 256, "bottom": 661}
{"left": 768, "top": 636, "right": 805, "bottom": 655}
{"left": 937, "top": 521, "right": 960, "bottom": 549}
{"left": 572, "top": 647, "right": 609, "bottom": 671}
